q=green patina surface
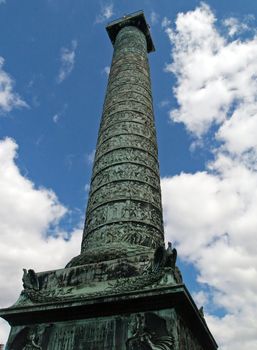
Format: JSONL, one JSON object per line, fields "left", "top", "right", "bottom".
{"left": 0, "top": 11, "right": 218, "bottom": 350}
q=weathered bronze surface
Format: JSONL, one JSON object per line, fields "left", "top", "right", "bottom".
{"left": 0, "top": 11, "right": 218, "bottom": 350}
{"left": 80, "top": 23, "right": 164, "bottom": 258}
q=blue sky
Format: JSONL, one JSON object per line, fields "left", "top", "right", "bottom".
{"left": 1, "top": 1, "right": 257, "bottom": 349}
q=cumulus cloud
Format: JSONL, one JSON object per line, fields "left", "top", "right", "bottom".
{"left": 95, "top": 3, "right": 114, "bottom": 24}
{"left": 162, "top": 3, "right": 257, "bottom": 349}
{"left": 223, "top": 17, "right": 249, "bottom": 37}
{"left": 0, "top": 138, "right": 82, "bottom": 344}
{"left": 0, "top": 57, "right": 27, "bottom": 113}
{"left": 57, "top": 40, "right": 78, "bottom": 84}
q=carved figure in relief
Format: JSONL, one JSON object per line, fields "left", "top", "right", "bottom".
{"left": 22, "top": 327, "right": 42, "bottom": 350}
{"left": 166, "top": 242, "right": 177, "bottom": 269}
{"left": 22, "top": 269, "right": 40, "bottom": 291}
{"left": 126, "top": 313, "right": 175, "bottom": 350}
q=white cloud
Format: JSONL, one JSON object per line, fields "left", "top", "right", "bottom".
{"left": 162, "top": 3, "right": 257, "bottom": 349}
{"left": 57, "top": 40, "right": 78, "bottom": 84}
{"left": 52, "top": 113, "right": 59, "bottom": 123}
{"left": 150, "top": 11, "right": 159, "bottom": 25}
{"left": 159, "top": 100, "right": 170, "bottom": 108}
{"left": 95, "top": 3, "right": 114, "bottom": 24}
{"left": 0, "top": 138, "right": 82, "bottom": 344}
{"left": 223, "top": 15, "right": 255, "bottom": 37}
{"left": 103, "top": 66, "right": 110, "bottom": 76}
{"left": 165, "top": 3, "right": 257, "bottom": 138}
{"left": 161, "top": 17, "right": 171, "bottom": 28}
{"left": 86, "top": 149, "right": 95, "bottom": 164}
{"left": 52, "top": 104, "right": 67, "bottom": 124}
{"left": 0, "top": 57, "right": 27, "bottom": 113}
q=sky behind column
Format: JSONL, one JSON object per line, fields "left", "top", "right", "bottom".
{"left": 0, "top": 1, "right": 257, "bottom": 349}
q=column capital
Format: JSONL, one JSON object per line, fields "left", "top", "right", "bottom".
{"left": 106, "top": 11, "right": 155, "bottom": 53}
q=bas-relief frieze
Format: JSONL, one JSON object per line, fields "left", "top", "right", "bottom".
{"left": 116, "top": 26, "right": 146, "bottom": 40}
{"left": 87, "top": 180, "right": 161, "bottom": 213}
{"left": 97, "top": 121, "right": 156, "bottom": 146}
{"left": 114, "top": 41, "right": 147, "bottom": 54}
{"left": 100, "top": 110, "right": 154, "bottom": 130}
{"left": 108, "top": 69, "right": 151, "bottom": 90}
{"left": 104, "top": 84, "right": 152, "bottom": 105}
{"left": 115, "top": 30, "right": 146, "bottom": 41}
{"left": 111, "top": 57, "right": 150, "bottom": 75}
{"left": 111, "top": 53, "right": 148, "bottom": 71}
{"left": 82, "top": 221, "right": 163, "bottom": 250}
{"left": 103, "top": 99, "right": 153, "bottom": 121}
{"left": 116, "top": 30, "right": 146, "bottom": 47}
{"left": 85, "top": 200, "right": 163, "bottom": 234}
{"left": 92, "top": 148, "right": 159, "bottom": 176}
{"left": 91, "top": 163, "right": 161, "bottom": 190}
{"left": 101, "top": 103, "right": 153, "bottom": 125}
{"left": 104, "top": 90, "right": 152, "bottom": 110}
{"left": 18, "top": 243, "right": 182, "bottom": 305}
{"left": 95, "top": 134, "right": 158, "bottom": 161}
{"left": 115, "top": 37, "right": 146, "bottom": 52}
{"left": 107, "top": 74, "right": 152, "bottom": 95}
{"left": 8, "top": 310, "right": 178, "bottom": 350}
{"left": 109, "top": 64, "right": 149, "bottom": 82}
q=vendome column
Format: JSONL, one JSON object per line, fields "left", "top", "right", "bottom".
{"left": 0, "top": 12, "right": 218, "bottom": 350}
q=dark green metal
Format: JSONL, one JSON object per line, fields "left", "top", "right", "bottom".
{"left": 0, "top": 12, "right": 218, "bottom": 350}
{"left": 83, "top": 25, "right": 163, "bottom": 250}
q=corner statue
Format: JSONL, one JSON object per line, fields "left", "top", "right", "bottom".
{"left": 0, "top": 11, "right": 218, "bottom": 350}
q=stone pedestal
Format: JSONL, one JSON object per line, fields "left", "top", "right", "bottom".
{"left": 1, "top": 280, "right": 217, "bottom": 349}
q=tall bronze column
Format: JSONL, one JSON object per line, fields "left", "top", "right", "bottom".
{"left": 0, "top": 11, "right": 218, "bottom": 350}
{"left": 82, "top": 24, "right": 163, "bottom": 253}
